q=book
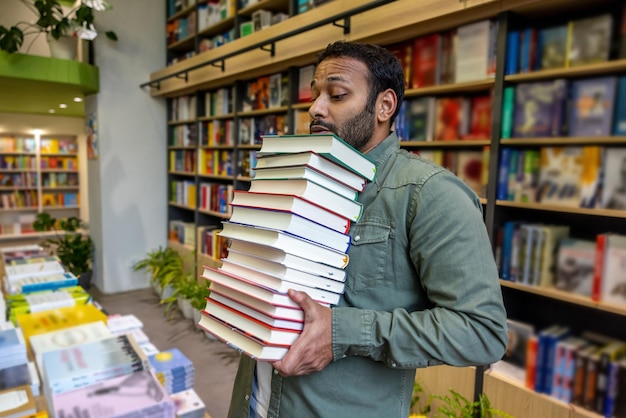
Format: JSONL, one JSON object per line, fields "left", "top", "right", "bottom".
{"left": 455, "top": 150, "right": 484, "bottom": 196}
{"left": 209, "top": 281, "right": 304, "bottom": 323}
{"left": 600, "top": 148, "right": 626, "bottom": 210}
{"left": 29, "top": 321, "right": 112, "bottom": 375}
{"left": 568, "top": 76, "right": 617, "bottom": 137}
{"left": 455, "top": 19, "right": 491, "bottom": 82}
{"left": 201, "top": 266, "right": 304, "bottom": 309}
{"left": 512, "top": 80, "right": 568, "bottom": 138}
{"left": 555, "top": 238, "right": 596, "bottom": 297}
{"left": 599, "top": 234, "right": 626, "bottom": 307}
{"left": 0, "top": 385, "right": 36, "bottom": 418}
{"left": 387, "top": 40, "right": 413, "bottom": 88}
{"left": 613, "top": 76, "right": 626, "bottom": 135}
{"left": 147, "top": 348, "right": 194, "bottom": 392}
{"left": 537, "top": 225, "right": 570, "bottom": 287}
{"left": 3, "top": 260, "right": 65, "bottom": 281}
{"left": 463, "top": 95, "right": 491, "bottom": 140}
{"left": 606, "top": 358, "right": 626, "bottom": 418}
{"left": 538, "top": 24, "right": 568, "bottom": 70}
{"left": 228, "top": 238, "right": 346, "bottom": 281}
{"left": 405, "top": 97, "right": 436, "bottom": 141}
{"left": 227, "top": 205, "right": 351, "bottom": 253}
{"left": 6, "top": 271, "right": 78, "bottom": 295}
{"left": 230, "top": 190, "right": 351, "bottom": 234}
{"left": 567, "top": 14, "right": 613, "bottom": 67}
{"left": 197, "top": 312, "right": 289, "bottom": 361}
{"left": 42, "top": 334, "right": 149, "bottom": 395}
{"left": 434, "top": 97, "right": 468, "bottom": 141}
{"left": 219, "top": 260, "right": 342, "bottom": 305}
{"left": 257, "top": 134, "right": 377, "bottom": 181}
{"left": 411, "top": 33, "right": 439, "bottom": 88}
{"left": 248, "top": 178, "right": 363, "bottom": 222}
{"left": 502, "top": 318, "right": 535, "bottom": 373}
{"left": 203, "top": 298, "right": 300, "bottom": 346}
{"left": 537, "top": 146, "right": 585, "bottom": 207}
{"left": 219, "top": 222, "right": 350, "bottom": 269}
{"left": 170, "top": 389, "right": 206, "bottom": 418}
{"left": 252, "top": 164, "right": 360, "bottom": 199}
{"left": 253, "top": 151, "right": 367, "bottom": 192}
{"left": 51, "top": 370, "right": 175, "bottom": 418}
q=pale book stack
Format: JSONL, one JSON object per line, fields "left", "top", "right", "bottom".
{"left": 198, "top": 133, "right": 377, "bottom": 361}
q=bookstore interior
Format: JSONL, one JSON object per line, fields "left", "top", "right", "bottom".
{"left": 3, "top": 0, "right": 626, "bottom": 417}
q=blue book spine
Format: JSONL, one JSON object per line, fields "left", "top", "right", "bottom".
{"left": 613, "top": 76, "right": 626, "bottom": 136}
{"left": 520, "top": 28, "right": 532, "bottom": 73}
{"left": 500, "top": 221, "right": 517, "bottom": 281}
{"left": 497, "top": 147, "right": 511, "bottom": 200}
{"left": 506, "top": 30, "right": 520, "bottom": 75}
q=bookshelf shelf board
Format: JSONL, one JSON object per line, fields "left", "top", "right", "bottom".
{"left": 291, "top": 102, "right": 310, "bottom": 110}
{"left": 197, "top": 17, "right": 236, "bottom": 39}
{"left": 496, "top": 200, "right": 626, "bottom": 219}
{"left": 0, "top": 169, "right": 36, "bottom": 172}
{"left": 237, "top": 106, "right": 289, "bottom": 117}
{"left": 169, "top": 201, "right": 195, "bottom": 211}
{"left": 236, "top": 176, "right": 253, "bottom": 182}
{"left": 41, "top": 153, "right": 78, "bottom": 157}
{"left": 167, "top": 239, "right": 196, "bottom": 253}
{"left": 197, "top": 208, "right": 231, "bottom": 218}
{"left": 0, "top": 151, "right": 36, "bottom": 156}
{"left": 198, "top": 113, "right": 235, "bottom": 121}
{"left": 168, "top": 170, "right": 196, "bottom": 176}
{"left": 168, "top": 119, "right": 197, "bottom": 126}
{"left": 167, "top": 3, "right": 197, "bottom": 22}
{"left": 500, "top": 137, "right": 626, "bottom": 146}
{"left": 504, "top": 59, "right": 626, "bottom": 83}
{"left": 0, "top": 207, "right": 37, "bottom": 212}
{"left": 404, "top": 78, "right": 495, "bottom": 97}
{"left": 167, "top": 34, "right": 196, "bottom": 52}
{"left": 199, "top": 145, "right": 235, "bottom": 150}
{"left": 237, "top": 144, "right": 261, "bottom": 150}
{"left": 197, "top": 173, "right": 235, "bottom": 180}
{"left": 0, "top": 186, "right": 37, "bottom": 191}
{"left": 168, "top": 145, "right": 198, "bottom": 150}
{"left": 40, "top": 169, "right": 79, "bottom": 173}
{"left": 42, "top": 186, "right": 80, "bottom": 191}
{"left": 479, "top": 197, "right": 487, "bottom": 205}
{"left": 400, "top": 139, "right": 491, "bottom": 148}
{"left": 45, "top": 205, "right": 79, "bottom": 210}
{"left": 197, "top": 252, "right": 222, "bottom": 270}
{"left": 500, "top": 280, "right": 626, "bottom": 317}
{"left": 238, "top": 0, "right": 289, "bottom": 17}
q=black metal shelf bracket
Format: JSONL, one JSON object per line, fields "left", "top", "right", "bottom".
{"left": 210, "top": 60, "right": 225, "bottom": 72}
{"left": 260, "top": 42, "right": 276, "bottom": 57}
{"left": 149, "top": 81, "right": 160, "bottom": 90}
{"left": 175, "top": 72, "right": 188, "bottom": 82}
{"left": 333, "top": 16, "right": 351, "bottom": 35}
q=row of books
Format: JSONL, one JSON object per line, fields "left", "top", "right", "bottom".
{"left": 198, "top": 148, "right": 233, "bottom": 176}
{"left": 198, "top": 181, "right": 233, "bottom": 215}
{"left": 204, "top": 86, "right": 234, "bottom": 118}
{"left": 202, "top": 118, "right": 235, "bottom": 146}
{"left": 395, "top": 94, "right": 492, "bottom": 142}
{"left": 239, "top": 9, "right": 288, "bottom": 38}
{"left": 40, "top": 192, "right": 79, "bottom": 208}
{"left": 0, "top": 136, "right": 36, "bottom": 153}
{"left": 241, "top": 72, "right": 290, "bottom": 112}
{"left": 239, "top": 150, "right": 258, "bottom": 178}
{"left": 170, "top": 179, "right": 197, "bottom": 208}
{"left": 502, "top": 76, "right": 626, "bottom": 139}
{"left": 40, "top": 138, "right": 77, "bottom": 155}
{"left": 41, "top": 172, "right": 79, "bottom": 188}
{"left": 170, "top": 124, "right": 199, "bottom": 147}
{"left": 40, "top": 156, "right": 78, "bottom": 170}
{"left": 168, "top": 220, "right": 196, "bottom": 248}
{"left": 170, "top": 149, "right": 197, "bottom": 173}
{"left": 167, "top": 9, "right": 197, "bottom": 46}
{"left": 0, "top": 155, "right": 37, "bottom": 170}
{"left": 506, "top": 12, "right": 626, "bottom": 75}
{"left": 0, "top": 214, "right": 36, "bottom": 237}
{"left": 0, "top": 172, "right": 37, "bottom": 188}
{"left": 170, "top": 94, "right": 197, "bottom": 122}
{"left": 497, "top": 146, "right": 626, "bottom": 210}
{"left": 238, "top": 114, "right": 287, "bottom": 146}
{"left": 496, "top": 221, "right": 626, "bottom": 308}
{"left": 496, "top": 319, "right": 626, "bottom": 417}
{"left": 0, "top": 190, "right": 38, "bottom": 209}
{"left": 198, "top": 225, "right": 228, "bottom": 261}
{"left": 197, "top": 133, "right": 375, "bottom": 360}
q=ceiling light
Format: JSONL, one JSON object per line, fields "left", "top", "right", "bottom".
{"left": 59, "top": 103, "right": 67, "bottom": 109}
{"left": 48, "top": 109, "right": 56, "bottom": 113}
{"left": 73, "top": 97, "right": 83, "bottom": 102}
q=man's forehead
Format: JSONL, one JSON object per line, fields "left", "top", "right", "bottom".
{"left": 312, "top": 57, "right": 367, "bottom": 85}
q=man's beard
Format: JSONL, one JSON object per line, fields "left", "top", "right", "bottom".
{"left": 310, "top": 103, "right": 376, "bottom": 151}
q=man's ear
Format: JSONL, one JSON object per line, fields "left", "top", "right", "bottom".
{"left": 377, "top": 89, "right": 397, "bottom": 123}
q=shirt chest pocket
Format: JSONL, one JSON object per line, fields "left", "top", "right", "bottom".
{"left": 345, "top": 219, "right": 392, "bottom": 292}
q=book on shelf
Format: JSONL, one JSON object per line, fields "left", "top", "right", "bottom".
{"left": 203, "top": 297, "right": 301, "bottom": 346}
{"left": 201, "top": 266, "right": 303, "bottom": 310}
{"left": 387, "top": 40, "right": 413, "bottom": 89}
{"left": 551, "top": 336, "right": 589, "bottom": 402}
{"left": 219, "top": 259, "right": 342, "bottom": 305}
{"left": 197, "top": 312, "right": 289, "bottom": 361}
{"left": 405, "top": 97, "right": 436, "bottom": 141}
{"left": 455, "top": 19, "right": 491, "bottom": 82}
{"left": 538, "top": 24, "right": 568, "bottom": 70}
{"left": 29, "top": 321, "right": 112, "bottom": 375}
{"left": 566, "top": 13, "right": 613, "bottom": 67}
{"left": 512, "top": 80, "right": 568, "bottom": 138}
{"left": 230, "top": 190, "right": 351, "bottom": 234}
{"left": 614, "top": 76, "right": 626, "bottom": 136}
{"left": 219, "top": 222, "right": 349, "bottom": 269}
{"left": 0, "top": 385, "right": 36, "bottom": 418}
{"left": 208, "top": 290, "right": 303, "bottom": 331}
{"left": 493, "top": 318, "right": 534, "bottom": 382}
{"left": 50, "top": 370, "right": 175, "bottom": 418}
{"left": 555, "top": 238, "right": 596, "bottom": 297}
{"left": 228, "top": 206, "right": 351, "bottom": 253}
{"left": 227, "top": 238, "right": 346, "bottom": 281}
{"left": 606, "top": 357, "right": 626, "bottom": 418}
{"left": 257, "top": 134, "right": 377, "bottom": 181}
{"left": 434, "top": 97, "right": 468, "bottom": 141}
{"left": 411, "top": 33, "right": 439, "bottom": 89}
{"left": 600, "top": 147, "right": 626, "bottom": 210}
{"left": 598, "top": 234, "right": 626, "bottom": 308}
{"left": 568, "top": 76, "right": 617, "bottom": 137}
{"left": 537, "top": 225, "right": 571, "bottom": 287}
{"left": 253, "top": 151, "right": 368, "bottom": 192}
{"left": 41, "top": 333, "right": 149, "bottom": 395}
{"left": 594, "top": 340, "right": 626, "bottom": 414}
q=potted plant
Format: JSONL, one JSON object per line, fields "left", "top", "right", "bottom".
{"left": 132, "top": 246, "right": 180, "bottom": 297}
{"left": 409, "top": 381, "right": 431, "bottom": 418}
{"left": 0, "top": 0, "right": 118, "bottom": 57}
{"left": 428, "top": 389, "right": 513, "bottom": 418}
{"left": 33, "top": 212, "right": 94, "bottom": 289}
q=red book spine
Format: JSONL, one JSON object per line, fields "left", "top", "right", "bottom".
{"left": 592, "top": 233, "right": 607, "bottom": 302}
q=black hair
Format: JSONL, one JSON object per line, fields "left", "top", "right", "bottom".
{"left": 316, "top": 41, "right": 405, "bottom": 124}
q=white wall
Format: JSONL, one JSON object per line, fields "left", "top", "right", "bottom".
{"left": 89, "top": 1, "right": 167, "bottom": 293}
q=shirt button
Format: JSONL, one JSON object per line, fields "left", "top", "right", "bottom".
{"left": 245, "top": 395, "right": 250, "bottom": 401}
{"left": 354, "top": 235, "right": 361, "bottom": 242}
{"left": 274, "top": 369, "right": 279, "bottom": 375}
{"left": 341, "top": 354, "right": 347, "bottom": 358}
{"left": 391, "top": 362, "right": 397, "bottom": 368}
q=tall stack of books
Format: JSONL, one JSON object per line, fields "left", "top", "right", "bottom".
{"left": 147, "top": 348, "right": 195, "bottom": 394}
{"left": 198, "top": 133, "right": 376, "bottom": 360}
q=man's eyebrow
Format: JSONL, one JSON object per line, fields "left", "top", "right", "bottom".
{"left": 310, "top": 75, "right": 348, "bottom": 88}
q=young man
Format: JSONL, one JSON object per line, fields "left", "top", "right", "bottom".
{"left": 228, "top": 41, "right": 508, "bottom": 418}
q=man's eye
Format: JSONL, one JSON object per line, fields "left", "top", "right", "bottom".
{"left": 331, "top": 94, "right": 347, "bottom": 100}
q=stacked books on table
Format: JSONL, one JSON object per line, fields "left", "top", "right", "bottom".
{"left": 2, "top": 255, "right": 78, "bottom": 296}
{"left": 147, "top": 348, "right": 194, "bottom": 394}
{"left": 198, "top": 133, "right": 377, "bottom": 361}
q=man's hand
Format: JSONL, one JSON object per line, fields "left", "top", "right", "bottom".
{"left": 271, "top": 289, "right": 333, "bottom": 376}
